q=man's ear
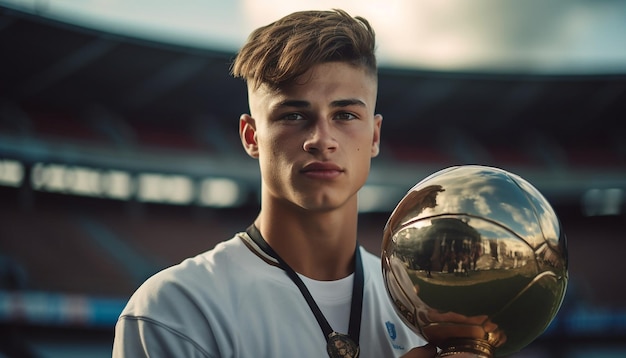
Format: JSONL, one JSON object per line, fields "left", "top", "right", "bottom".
{"left": 239, "top": 114, "right": 259, "bottom": 158}
{"left": 371, "top": 114, "right": 383, "bottom": 157}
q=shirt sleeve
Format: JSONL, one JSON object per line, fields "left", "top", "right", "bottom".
{"left": 112, "top": 315, "right": 214, "bottom": 358}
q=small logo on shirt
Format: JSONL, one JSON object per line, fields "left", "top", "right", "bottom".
{"left": 386, "top": 321, "right": 406, "bottom": 350}
{"left": 385, "top": 321, "right": 397, "bottom": 340}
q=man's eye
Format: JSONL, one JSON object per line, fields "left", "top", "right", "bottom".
{"left": 335, "top": 112, "right": 357, "bottom": 121}
{"left": 282, "top": 113, "right": 304, "bottom": 121}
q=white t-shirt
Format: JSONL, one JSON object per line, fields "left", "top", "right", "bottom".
{"left": 112, "top": 232, "right": 426, "bottom": 357}
{"left": 298, "top": 272, "right": 353, "bottom": 334}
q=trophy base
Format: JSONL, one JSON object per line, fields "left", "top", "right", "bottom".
{"left": 437, "top": 338, "right": 494, "bottom": 358}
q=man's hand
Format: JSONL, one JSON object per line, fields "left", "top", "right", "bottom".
{"left": 401, "top": 344, "right": 484, "bottom": 358}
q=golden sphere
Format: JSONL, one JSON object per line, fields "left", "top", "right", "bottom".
{"left": 382, "top": 165, "right": 568, "bottom": 357}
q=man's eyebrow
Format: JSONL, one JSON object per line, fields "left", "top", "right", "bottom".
{"left": 274, "top": 100, "right": 310, "bottom": 109}
{"left": 331, "top": 98, "right": 366, "bottom": 108}
{"left": 272, "top": 98, "right": 367, "bottom": 110}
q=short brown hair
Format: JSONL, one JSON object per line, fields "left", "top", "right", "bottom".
{"left": 231, "top": 9, "right": 377, "bottom": 89}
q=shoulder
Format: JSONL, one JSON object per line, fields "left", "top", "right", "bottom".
{"left": 114, "top": 235, "right": 254, "bottom": 357}
{"left": 150, "top": 234, "right": 248, "bottom": 285}
{"left": 120, "top": 235, "right": 250, "bottom": 318}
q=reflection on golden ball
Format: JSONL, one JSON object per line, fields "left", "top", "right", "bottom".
{"left": 382, "top": 165, "right": 568, "bottom": 357}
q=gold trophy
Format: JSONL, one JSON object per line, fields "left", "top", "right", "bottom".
{"left": 382, "top": 165, "right": 568, "bottom": 357}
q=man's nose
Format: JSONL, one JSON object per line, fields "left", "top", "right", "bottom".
{"left": 302, "top": 119, "right": 338, "bottom": 153}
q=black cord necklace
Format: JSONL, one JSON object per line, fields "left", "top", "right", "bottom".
{"left": 246, "top": 225, "right": 364, "bottom": 358}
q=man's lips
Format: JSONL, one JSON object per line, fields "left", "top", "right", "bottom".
{"left": 300, "top": 162, "right": 343, "bottom": 179}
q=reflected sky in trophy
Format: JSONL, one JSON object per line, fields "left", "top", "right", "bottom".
{"left": 382, "top": 165, "right": 568, "bottom": 357}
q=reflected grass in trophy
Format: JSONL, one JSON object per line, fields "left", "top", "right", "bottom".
{"left": 381, "top": 165, "right": 568, "bottom": 357}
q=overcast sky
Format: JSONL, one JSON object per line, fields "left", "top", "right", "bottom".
{"left": 3, "top": 0, "right": 626, "bottom": 74}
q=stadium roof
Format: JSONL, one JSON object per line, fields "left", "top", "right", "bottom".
{"left": 1, "top": 3, "right": 625, "bottom": 210}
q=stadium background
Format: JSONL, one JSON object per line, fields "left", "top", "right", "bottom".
{"left": 1, "top": 2, "right": 625, "bottom": 357}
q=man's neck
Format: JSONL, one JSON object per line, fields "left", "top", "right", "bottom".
{"left": 254, "top": 203, "right": 359, "bottom": 281}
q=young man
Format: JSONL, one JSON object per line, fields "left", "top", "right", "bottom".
{"left": 113, "top": 9, "right": 439, "bottom": 358}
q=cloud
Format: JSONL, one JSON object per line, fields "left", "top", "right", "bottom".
{"left": 4, "top": 0, "right": 626, "bottom": 73}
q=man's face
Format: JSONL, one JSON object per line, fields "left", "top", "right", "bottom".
{"left": 240, "top": 61, "right": 382, "bottom": 212}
